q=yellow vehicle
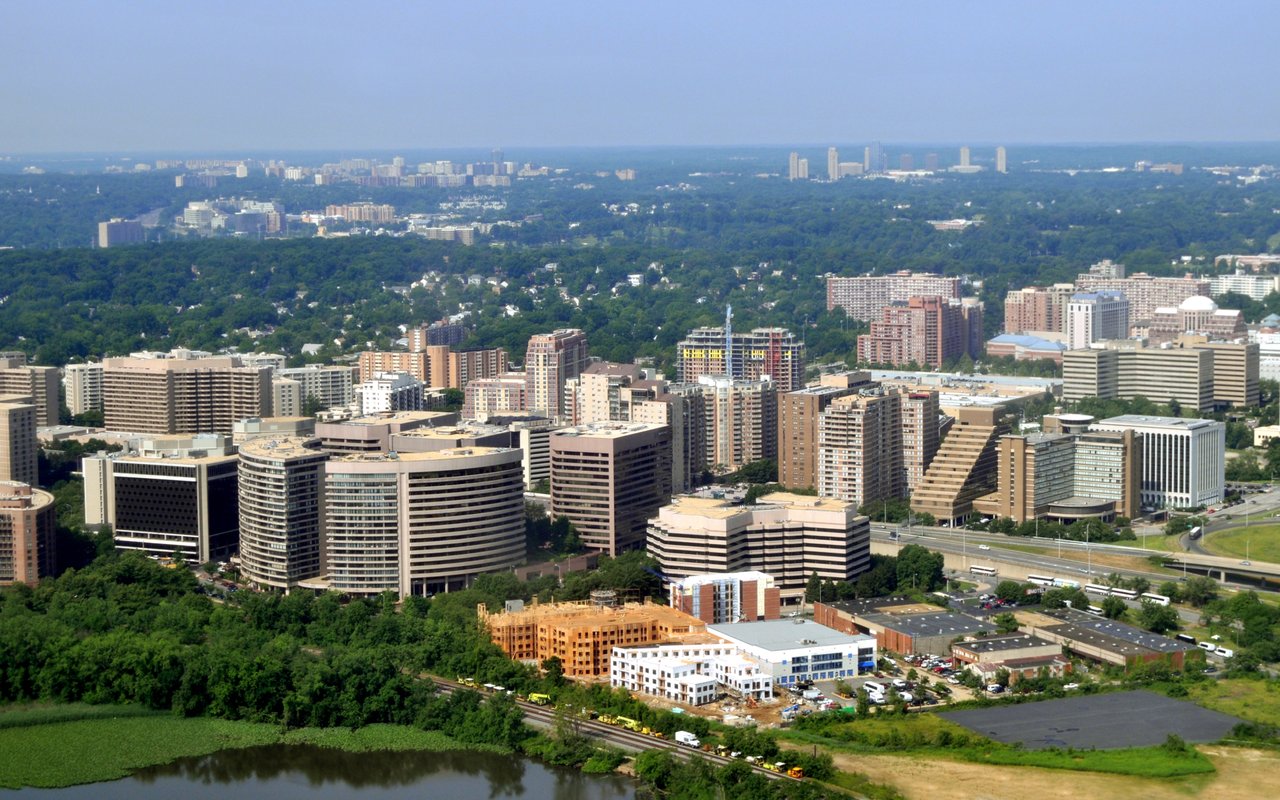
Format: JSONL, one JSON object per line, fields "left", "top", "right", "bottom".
{"left": 763, "top": 762, "right": 782, "bottom": 773}
{"left": 528, "top": 693, "right": 551, "bottom": 706}
{"left": 787, "top": 767, "right": 805, "bottom": 779}
{"left": 651, "top": 731, "right": 665, "bottom": 740}
{"left": 640, "top": 726, "right": 652, "bottom": 735}
{"left": 459, "top": 677, "right": 478, "bottom": 688}
{"left": 599, "top": 714, "right": 617, "bottom": 725}
{"left": 616, "top": 716, "right": 642, "bottom": 732}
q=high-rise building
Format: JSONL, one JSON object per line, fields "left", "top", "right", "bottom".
{"left": 827, "top": 147, "right": 840, "bottom": 181}
{"left": 867, "top": 141, "right": 884, "bottom": 173}
{"left": 826, "top": 272, "right": 962, "bottom": 321}
{"left": 1074, "top": 270, "right": 1209, "bottom": 321}
{"left": 699, "top": 376, "right": 777, "bottom": 472}
{"left": 97, "top": 218, "right": 144, "bottom": 248}
{"left": 899, "top": 154, "right": 914, "bottom": 171}
{"left": 448, "top": 347, "right": 508, "bottom": 390}
{"left": 525, "top": 329, "right": 589, "bottom": 418}
{"left": 669, "top": 572, "right": 781, "bottom": 624}
{"left": 910, "top": 407, "right": 1010, "bottom": 523}
{"left": 464, "top": 373, "right": 529, "bottom": 419}
{"left": 324, "top": 203, "right": 396, "bottom": 224}
{"left": 0, "top": 402, "right": 38, "bottom": 487}
{"left": 924, "top": 153, "right": 939, "bottom": 171}
{"left": 355, "top": 372, "right": 423, "bottom": 415}
{"left": 357, "top": 351, "right": 430, "bottom": 383}
{"left": 0, "top": 357, "right": 59, "bottom": 427}
{"left": 788, "top": 151, "right": 801, "bottom": 181}
{"left": 777, "top": 372, "right": 874, "bottom": 491}
{"left": 1062, "top": 344, "right": 1242, "bottom": 411}
{"left": 797, "top": 158, "right": 809, "bottom": 179}
{"left": 817, "top": 390, "right": 903, "bottom": 507}
{"left": 1066, "top": 291, "right": 1130, "bottom": 349}
{"left": 1206, "top": 270, "right": 1280, "bottom": 301}
{"left": 272, "top": 365, "right": 356, "bottom": 415}
{"left": 324, "top": 447, "right": 526, "bottom": 597}
{"left": 408, "top": 320, "right": 467, "bottom": 350}
{"left": 63, "top": 362, "right": 104, "bottom": 417}
{"left": 648, "top": 492, "right": 871, "bottom": 597}
{"left": 1195, "top": 340, "right": 1260, "bottom": 408}
{"left": 632, "top": 384, "right": 707, "bottom": 494}
{"left": 856, "top": 296, "right": 984, "bottom": 369}
{"left": 550, "top": 422, "right": 672, "bottom": 555}
{"left": 0, "top": 482, "right": 56, "bottom": 586}
{"left": 102, "top": 356, "right": 271, "bottom": 435}
{"left": 565, "top": 362, "right": 649, "bottom": 425}
{"left": 1091, "top": 415, "right": 1224, "bottom": 509}
{"left": 900, "top": 391, "right": 941, "bottom": 492}
{"left": 996, "top": 146, "right": 1008, "bottom": 174}
{"left": 1003, "top": 284, "right": 1076, "bottom": 335}
{"left": 237, "top": 437, "right": 329, "bottom": 592}
{"left": 959, "top": 146, "right": 971, "bottom": 168}
{"left": 676, "top": 326, "right": 804, "bottom": 392}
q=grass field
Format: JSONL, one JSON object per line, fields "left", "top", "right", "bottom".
{"left": 1204, "top": 524, "right": 1280, "bottom": 564}
{"left": 1187, "top": 677, "right": 1280, "bottom": 726}
{"left": 0, "top": 709, "right": 495, "bottom": 789}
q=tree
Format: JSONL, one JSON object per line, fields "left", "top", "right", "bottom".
{"left": 1139, "top": 602, "right": 1180, "bottom": 634}
{"left": 1101, "top": 596, "right": 1127, "bottom": 620}
{"left": 1158, "top": 581, "right": 1182, "bottom": 603}
{"left": 994, "top": 580, "right": 1025, "bottom": 604}
{"left": 542, "top": 656, "right": 565, "bottom": 687}
{"left": 1182, "top": 576, "right": 1219, "bottom": 607}
{"left": 896, "top": 544, "right": 944, "bottom": 592}
{"left": 805, "top": 572, "right": 824, "bottom": 603}
{"left": 993, "top": 612, "right": 1020, "bottom": 634}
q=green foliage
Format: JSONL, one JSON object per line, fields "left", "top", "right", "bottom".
{"left": 1138, "top": 601, "right": 1180, "bottom": 634}
{"left": 1101, "top": 596, "right": 1128, "bottom": 620}
{"left": 895, "top": 545, "right": 944, "bottom": 592}
{"left": 993, "top": 612, "right": 1020, "bottom": 634}
{"left": 717, "top": 459, "right": 777, "bottom": 485}
{"left": 994, "top": 580, "right": 1026, "bottom": 604}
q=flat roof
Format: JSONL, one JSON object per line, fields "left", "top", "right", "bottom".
{"left": 862, "top": 611, "right": 989, "bottom": 639}
{"left": 1044, "top": 609, "right": 1196, "bottom": 653}
{"left": 238, "top": 437, "right": 323, "bottom": 459}
{"left": 955, "top": 634, "right": 1056, "bottom": 654}
{"left": 553, "top": 421, "right": 666, "bottom": 438}
{"left": 707, "top": 618, "right": 875, "bottom": 652}
{"left": 1096, "top": 414, "right": 1218, "bottom": 431}
{"left": 332, "top": 446, "right": 515, "bottom": 464}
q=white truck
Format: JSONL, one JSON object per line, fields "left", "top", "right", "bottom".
{"left": 675, "top": 731, "right": 701, "bottom": 748}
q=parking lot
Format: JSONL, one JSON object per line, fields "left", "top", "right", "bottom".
{"left": 941, "top": 689, "right": 1242, "bottom": 750}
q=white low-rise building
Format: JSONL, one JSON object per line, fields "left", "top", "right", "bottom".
{"left": 707, "top": 618, "right": 878, "bottom": 688}
{"left": 610, "top": 642, "right": 774, "bottom": 706}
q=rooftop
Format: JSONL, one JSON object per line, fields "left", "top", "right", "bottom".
{"left": 238, "top": 437, "right": 324, "bottom": 459}
{"left": 332, "top": 446, "right": 515, "bottom": 464}
{"left": 1044, "top": 609, "right": 1196, "bottom": 654}
{"left": 954, "top": 634, "right": 1057, "bottom": 654}
{"left": 552, "top": 421, "right": 667, "bottom": 439}
{"left": 1096, "top": 415, "right": 1220, "bottom": 431}
{"left": 860, "top": 610, "right": 989, "bottom": 639}
{"left": 708, "top": 618, "right": 874, "bottom": 652}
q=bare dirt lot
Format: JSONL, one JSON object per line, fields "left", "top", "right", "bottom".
{"left": 831, "top": 746, "right": 1276, "bottom": 800}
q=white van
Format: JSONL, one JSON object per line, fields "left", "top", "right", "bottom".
{"left": 1215, "top": 647, "right": 1235, "bottom": 658}
{"left": 863, "top": 681, "right": 886, "bottom": 695}
{"left": 892, "top": 678, "right": 908, "bottom": 689}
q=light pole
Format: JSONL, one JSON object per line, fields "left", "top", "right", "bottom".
{"left": 1086, "top": 520, "right": 1092, "bottom": 577}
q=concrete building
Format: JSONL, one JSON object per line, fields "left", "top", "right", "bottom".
{"left": 63, "top": 362, "right": 104, "bottom": 417}
{"left": 1003, "top": 284, "right": 1075, "bottom": 335}
{"left": 1062, "top": 341, "right": 1256, "bottom": 411}
{"left": 1090, "top": 415, "right": 1224, "bottom": 509}
{"left": 408, "top": 319, "right": 468, "bottom": 350}
{"left": 0, "top": 402, "right": 38, "bottom": 487}
{"left": 274, "top": 365, "right": 356, "bottom": 413}
{"left": 1066, "top": 291, "right": 1130, "bottom": 349}
{"left": 550, "top": 422, "right": 672, "bottom": 555}
{"left": 1146, "top": 296, "right": 1246, "bottom": 346}
{"left": 668, "top": 571, "right": 781, "bottom": 624}
{"left": 826, "top": 271, "right": 962, "bottom": 322}
{"left": 0, "top": 482, "right": 55, "bottom": 586}
{"left": 464, "top": 373, "right": 529, "bottom": 418}
{"left": 814, "top": 598, "right": 989, "bottom": 656}
{"left": 355, "top": 372, "right": 424, "bottom": 415}
{"left": 324, "top": 203, "right": 396, "bottom": 223}
{"left": 97, "top": 218, "right": 144, "bottom": 247}
{"left": 996, "top": 146, "right": 1008, "bottom": 174}
{"left": 631, "top": 385, "right": 706, "bottom": 493}
{"left": 647, "top": 493, "right": 871, "bottom": 599}
{"left": 1206, "top": 269, "right": 1280, "bottom": 301}
{"left": 817, "top": 389, "right": 903, "bottom": 506}
{"left": 525, "top": 329, "right": 590, "bottom": 418}
{"left": 676, "top": 326, "right": 805, "bottom": 392}
{"left": 324, "top": 447, "right": 525, "bottom": 597}
{"left": 0, "top": 357, "right": 59, "bottom": 427}
{"left": 951, "top": 634, "right": 1071, "bottom": 685}
{"left": 1196, "top": 340, "right": 1260, "bottom": 408}
{"left": 448, "top": 347, "right": 508, "bottom": 390}
{"left": 827, "top": 147, "right": 840, "bottom": 181}
{"left": 313, "top": 410, "right": 457, "bottom": 454}
{"left": 102, "top": 356, "right": 271, "bottom": 435}
{"left": 611, "top": 642, "right": 774, "bottom": 706}
{"left": 910, "top": 406, "right": 1010, "bottom": 523}
{"left": 83, "top": 437, "right": 240, "bottom": 561}
{"left": 788, "top": 151, "right": 801, "bottom": 181}
{"left": 777, "top": 372, "right": 874, "bottom": 491}
{"left": 1074, "top": 271, "right": 1210, "bottom": 322}
{"left": 481, "top": 599, "right": 707, "bottom": 678}
{"left": 707, "top": 618, "right": 878, "bottom": 687}
{"left": 699, "top": 375, "right": 777, "bottom": 472}
{"left": 564, "top": 362, "right": 650, "bottom": 425}
{"left": 237, "top": 437, "right": 329, "bottom": 592}
{"left": 232, "top": 416, "right": 315, "bottom": 444}
{"left": 901, "top": 391, "right": 941, "bottom": 492}
{"left": 857, "top": 296, "right": 983, "bottom": 369}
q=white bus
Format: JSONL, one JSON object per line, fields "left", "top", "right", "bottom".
{"left": 970, "top": 565, "right": 997, "bottom": 576}
{"left": 1084, "top": 583, "right": 1111, "bottom": 596}
{"left": 1026, "top": 574, "right": 1056, "bottom": 587}
{"left": 1140, "top": 592, "right": 1171, "bottom": 606}
{"left": 1110, "top": 588, "right": 1138, "bottom": 600}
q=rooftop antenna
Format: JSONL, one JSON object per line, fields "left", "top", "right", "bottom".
{"left": 725, "top": 303, "right": 733, "bottom": 379}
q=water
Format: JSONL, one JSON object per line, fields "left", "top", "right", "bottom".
{"left": 18, "top": 745, "right": 636, "bottom": 799}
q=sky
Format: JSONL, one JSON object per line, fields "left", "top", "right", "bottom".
{"left": 2, "top": 0, "right": 1278, "bottom": 153}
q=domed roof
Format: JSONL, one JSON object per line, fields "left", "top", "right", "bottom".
{"left": 1179, "top": 295, "right": 1217, "bottom": 312}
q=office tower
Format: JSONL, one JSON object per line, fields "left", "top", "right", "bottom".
{"left": 97, "top": 218, "right": 144, "bottom": 248}
{"left": 973, "top": 430, "right": 1139, "bottom": 523}
{"left": 238, "top": 437, "right": 329, "bottom": 592}
{"left": 357, "top": 351, "right": 430, "bottom": 383}
{"left": 856, "top": 296, "right": 984, "bottom": 369}
{"left": 525, "top": 329, "right": 589, "bottom": 418}
{"left": 1062, "top": 345, "right": 1217, "bottom": 411}
{"left": 777, "top": 372, "right": 873, "bottom": 490}
{"left": 817, "top": 389, "right": 903, "bottom": 507}
{"left": 102, "top": 356, "right": 271, "bottom": 435}
{"left": 464, "top": 373, "right": 529, "bottom": 418}
{"left": 0, "top": 358, "right": 59, "bottom": 427}
{"left": 1003, "top": 285, "right": 1076, "bottom": 335}
{"left": 550, "top": 422, "right": 672, "bottom": 555}
{"left": 448, "top": 347, "right": 508, "bottom": 389}
{"left": 699, "top": 376, "right": 777, "bottom": 472}
{"left": 1146, "top": 297, "right": 1245, "bottom": 346}
{"left": 996, "top": 146, "right": 1008, "bottom": 174}
{"left": 1195, "top": 341, "right": 1259, "bottom": 408}
{"left": 863, "top": 146, "right": 872, "bottom": 172}
{"left": 959, "top": 146, "right": 971, "bottom": 168}
{"left": 355, "top": 372, "right": 424, "bottom": 415}
{"left": 0, "top": 482, "right": 56, "bottom": 586}
{"left": 788, "top": 151, "right": 800, "bottom": 181}
{"left": 827, "top": 147, "right": 840, "bottom": 181}
{"left": 900, "top": 390, "right": 940, "bottom": 492}
{"left": 273, "top": 365, "right": 357, "bottom": 415}
{"left": 1074, "top": 269, "right": 1209, "bottom": 321}
{"left": 826, "top": 272, "right": 962, "bottom": 321}
{"left": 797, "top": 158, "right": 809, "bottom": 179}
{"left": 676, "top": 326, "right": 804, "bottom": 392}
{"left": 899, "top": 154, "right": 914, "bottom": 171}
{"left": 924, "top": 152, "right": 939, "bottom": 171}
{"left": 1066, "top": 291, "right": 1130, "bottom": 349}
{"left": 910, "top": 407, "right": 1010, "bottom": 524}
{"left": 1091, "top": 416, "right": 1224, "bottom": 509}
{"left": 83, "top": 436, "right": 240, "bottom": 561}
{"left": 868, "top": 141, "right": 884, "bottom": 172}
{"left": 63, "top": 362, "right": 102, "bottom": 417}
{"left": 325, "top": 447, "right": 526, "bottom": 597}
{"left": 648, "top": 492, "right": 871, "bottom": 594}
{"left": 0, "top": 403, "right": 37, "bottom": 487}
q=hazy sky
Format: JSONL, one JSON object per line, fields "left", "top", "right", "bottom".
{"left": 3, "top": 1, "right": 1277, "bottom": 152}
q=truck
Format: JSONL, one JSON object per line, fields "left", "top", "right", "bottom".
{"left": 675, "top": 731, "right": 701, "bottom": 748}
{"left": 528, "top": 693, "right": 551, "bottom": 706}
{"left": 616, "top": 716, "right": 642, "bottom": 732}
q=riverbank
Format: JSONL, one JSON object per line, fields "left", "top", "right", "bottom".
{"left": 0, "top": 705, "right": 509, "bottom": 789}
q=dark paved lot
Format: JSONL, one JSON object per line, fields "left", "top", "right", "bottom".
{"left": 941, "top": 689, "right": 1242, "bottom": 750}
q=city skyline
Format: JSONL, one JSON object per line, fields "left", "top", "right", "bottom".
{"left": 3, "top": 2, "right": 1278, "bottom": 153}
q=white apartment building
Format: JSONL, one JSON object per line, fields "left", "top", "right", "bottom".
{"left": 1091, "top": 415, "right": 1225, "bottom": 510}
{"left": 62, "top": 362, "right": 103, "bottom": 416}
{"left": 355, "top": 372, "right": 423, "bottom": 415}
{"left": 610, "top": 642, "right": 774, "bottom": 706}
{"left": 1207, "top": 270, "right": 1280, "bottom": 302}
{"left": 1067, "top": 291, "right": 1130, "bottom": 349}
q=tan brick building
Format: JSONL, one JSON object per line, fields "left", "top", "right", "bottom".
{"left": 0, "top": 482, "right": 55, "bottom": 586}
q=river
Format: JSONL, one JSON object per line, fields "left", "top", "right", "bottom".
{"left": 18, "top": 745, "right": 637, "bottom": 799}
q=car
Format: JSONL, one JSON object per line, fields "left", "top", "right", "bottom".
{"left": 947, "top": 676, "right": 960, "bottom": 684}
{"left": 978, "top": 544, "right": 990, "bottom": 551}
{"left": 1062, "top": 683, "right": 1080, "bottom": 691}
{"left": 987, "top": 684, "right": 1004, "bottom": 694}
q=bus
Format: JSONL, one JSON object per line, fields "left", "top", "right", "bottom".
{"left": 1140, "top": 592, "right": 1171, "bottom": 606}
{"left": 1026, "top": 574, "right": 1056, "bottom": 587}
{"left": 1110, "top": 588, "right": 1138, "bottom": 600}
{"left": 970, "top": 565, "right": 997, "bottom": 576}
{"left": 1189, "top": 526, "right": 1203, "bottom": 540}
{"left": 1084, "top": 583, "right": 1111, "bottom": 596}
{"left": 1086, "top": 605, "right": 1104, "bottom": 616}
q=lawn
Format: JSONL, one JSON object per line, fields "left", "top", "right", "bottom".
{"left": 1204, "top": 524, "right": 1280, "bottom": 564}
{"left": 1187, "top": 677, "right": 1280, "bottom": 726}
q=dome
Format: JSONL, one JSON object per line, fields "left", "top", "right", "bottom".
{"left": 1180, "top": 295, "right": 1217, "bottom": 312}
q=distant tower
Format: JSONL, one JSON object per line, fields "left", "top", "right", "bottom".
{"left": 797, "top": 158, "right": 809, "bottom": 179}
{"left": 827, "top": 147, "right": 839, "bottom": 181}
{"left": 924, "top": 153, "right": 939, "bottom": 171}
{"left": 863, "top": 146, "right": 872, "bottom": 173}
{"left": 996, "top": 146, "right": 1008, "bottom": 174}
{"left": 788, "top": 152, "right": 800, "bottom": 181}
{"left": 959, "top": 146, "right": 971, "bottom": 168}
{"left": 869, "top": 141, "right": 884, "bottom": 173}
{"left": 899, "top": 154, "right": 914, "bottom": 171}
{"left": 725, "top": 304, "right": 734, "bottom": 378}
